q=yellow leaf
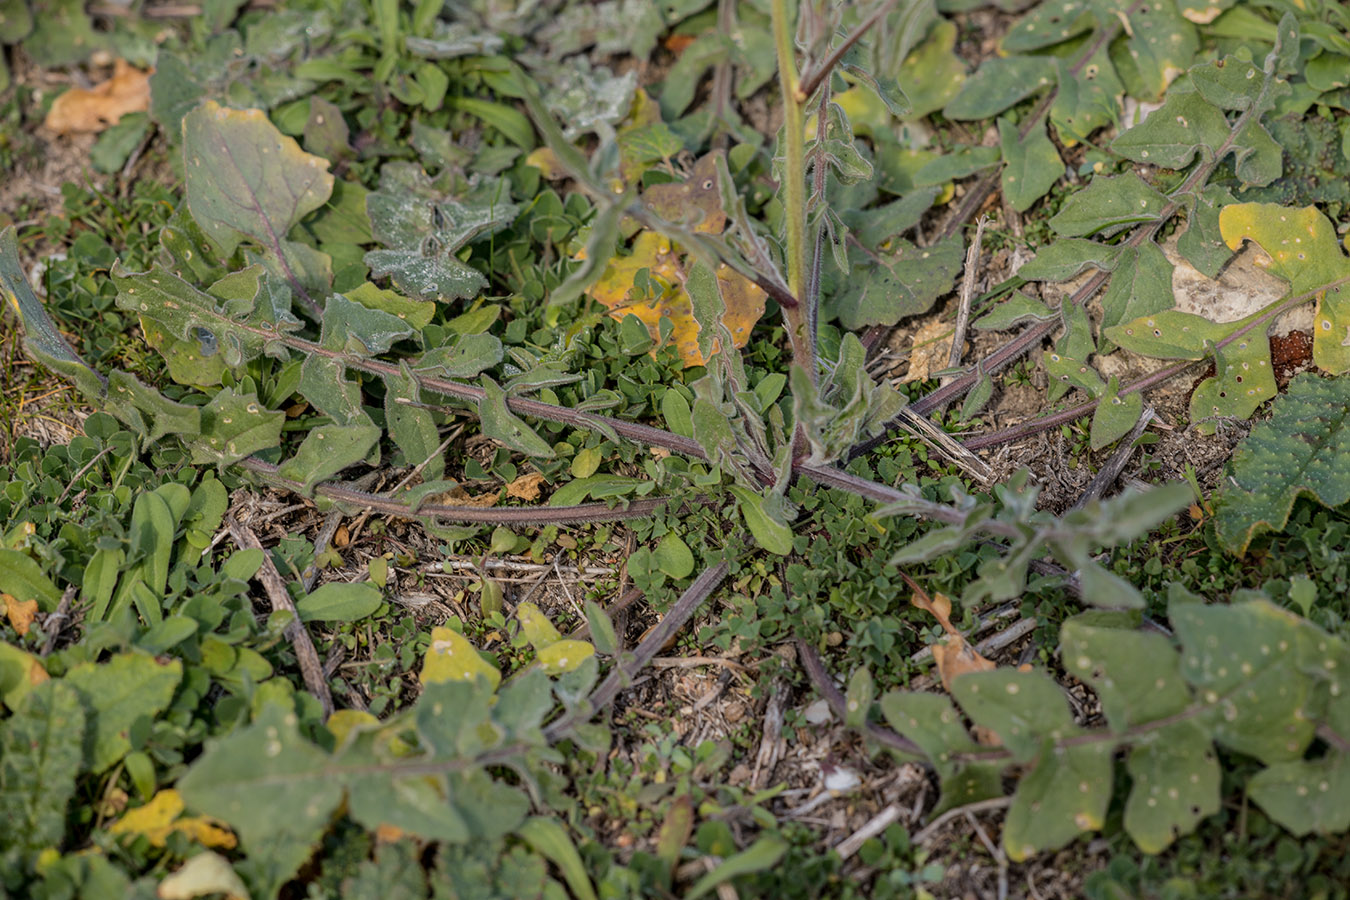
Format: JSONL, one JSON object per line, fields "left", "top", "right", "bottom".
{"left": 420, "top": 626, "right": 501, "bottom": 689}
{"left": 327, "top": 709, "right": 378, "bottom": 747}
{"left": 536, "top": 639, "right": 595, "bottom": 674}
{"left": 588, "top": 232, "right": 766, "bottom": 368}
{"left": 516, "top": 601, "right": 562, "bottom": 650}
{"left": 157, "top": 851, "right": 251, "bottom": 900}
{"left": 2, "top": 593, "right": 37, "bottom": 637}
{"left": 526, "top": 146, "right": 568, "bottom": 180}
{"left": 110, "top": 790, "right": 237, "bottom": 850}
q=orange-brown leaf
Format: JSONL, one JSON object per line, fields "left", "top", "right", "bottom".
{"left": 44, "top": 60, "right": 152, "bottom": 135}
{"left": 932, "top": 634, "right": 996, "bottom": 693}
{"left": 505, "top": 472, "right": 546, "bottom": 501}
{"left": 2, "top": 593, "right": 37, "bottom": 637}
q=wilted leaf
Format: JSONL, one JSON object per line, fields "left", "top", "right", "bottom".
{"left": 641, "top": 153, "right": 727, "bottom": 234}
{"left": 506, "top": 473, "right": 546, "bottom": 501}
{"left": 109, "top": 789, "right": 237, "bottom": 850}
{"left": 2, "top": 594, "right": 37, "bottom": 636}
{"left": 45, "top": 60, "right": 151, "bottom": 135}
{"left": 157, "top": 851, "right": 251, "bottom": 900}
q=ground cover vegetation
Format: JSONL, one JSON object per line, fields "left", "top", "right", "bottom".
{"left": 3, "top": 0, "right": 1350, "bottom": 896}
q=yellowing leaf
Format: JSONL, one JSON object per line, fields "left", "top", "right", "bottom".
{"left": 640, "top": 153, "right": 726, "bottom": 234}
{"left": 44, "top": 60, "right": 151, "bottom": 135}
{"left": 536, "top": 639, "right": 596, "bottom": 674}
{"left": 0, "top": 640, "right": 49, "bottom": 710}
{"left": 526, "top": 146, "right": 569, "bottom": 180}
{"left": 588, "top": 232, "right": 766, "bottom": 367}
{"left": 110, "top": 789, "right": 237, "bottom": 850}
{"left": 420, "top": 626, "right": 501, "bottom": 689}
{"left": 326, "top": 709, "right": 378, "bottom": 746}
{"left": 157, "top": 851, "right": 251, "bottom": 900}
{"left": 516, "top": 601, "right": 562, "bottom": 649}
{"left": 3, "top": 593, "right": 37, "bottom": 637}
{"left": 1219, "top": 203, "right": 1350, "bottom": 375}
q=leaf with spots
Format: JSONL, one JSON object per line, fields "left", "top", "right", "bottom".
{"left": 1061, "top": 618, "right": 1220, "bottom": 852}
{"left": 1219, "top": 203, "right": 1350, "bottom": 375}
{"left": 1215, "top": 373, "right": 1350, "bottom": 554}
{"left": 421, "top": 626, "right": 502, "bottom": 690}
{"left": 1249, "top": 754, "right": 1350, "bottom": 837}
{"left": 1003, "top": 741, "right": 1114, "bottom": 862}
{"left": 1048, "top": 173, "right": 1168, "bottom": 238}
{"left": 827, "top": 235, "right": 963, "bottom": 331}
{"left": 183, "top": 102, "right": 335, "bottom": 302}
{"left": 951, "top": 669, "right": 1083, "bottom": 764}
{"left": 999, "top": 117, "right": 1063, "bottom": 213}
{"left": 1171, "top": 598, "right": 1320, "bottom": 765}
{"left": 190, "top": 387, "right": 286, "bottom": 468}
{"left": 113, "top": 263, "right": 301, "bottom": 369}
{"left": 942, "top": 56, "right": 1056, "bottom": 121}
{"left": 364, "top": 162, "right": 518, "bottom": 302}
{"left": 587, "top": 231, "right": 766, "bottom": 367}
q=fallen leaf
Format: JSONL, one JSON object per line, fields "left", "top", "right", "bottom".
{"left": 429, "top": 484, "right": 499, "bottom": 508}
{"left": 904, "top": 573, "right": 997, "bottom": 691}
{"left": 45, "top": 60, "right": 152, "bottom": 135}
{"left": 157, "top": 851, "right": 250, "bottom": 900}
{"left": 931, "top": 634, "right": 997, "bottom": 693}
{"left": 2, "top": 593, "right": 37, "bottom": 636}
{"left": 902, "top": 315, "right": 958, "bottom": 384}
{"left": 641, "top": 153, "right": 727, "bottom": 234}
{"left": 506, "top": 472, "right": 546, "bottom": 501}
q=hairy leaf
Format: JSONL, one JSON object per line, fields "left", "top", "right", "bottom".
{"left": 0, "top": 681, "right": 85, "bottom": 855}
{"left": 64, "top": 653, "right": 182, "bottom": 773}
{"left": 1215, "top": 373, "right": 1350, "bottom": 554}
{"left": 1000, "top": 118, "right": 1062, "bottom": 213}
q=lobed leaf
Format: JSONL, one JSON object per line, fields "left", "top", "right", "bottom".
{"left": 1214, "top": 373, "right": 1350, "bottom": 554}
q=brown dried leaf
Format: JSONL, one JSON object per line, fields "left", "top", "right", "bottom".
{"left": 932, "top": 634, "right": 996, "bottom": 693}
{"left": 901, "top": 315, "right": 956, "bottom": 384}
{"left": 505, "top": 472, "right": 546, "bottom": 501}
{"left": 44, "top": 60, "right": 152, "bottom": 135}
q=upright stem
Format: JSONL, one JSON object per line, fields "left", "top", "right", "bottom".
{"left": 771, "top": 0, "right": 816, "bottom": 384}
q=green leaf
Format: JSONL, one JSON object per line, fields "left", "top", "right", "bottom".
{"left": 653, "top": 533, "right": 694, "bottom": 579}
{"left": 893, "top": 20, "right": 966, "bottom": 119}
{"left": 1090, "top": 378, "right": 1144, "bottom": 450}
{"left": 1017, "top": 238, "right": 1125, "bottom": 283}
{"left": 1123, "top": 722, "right": 1221, "bottom": 853}
{"left": 1105, "top": 310, "right": 1229, "bottom": 360}
{"left": 1177, "top": 185, "right": 1237, "bottom": 279}
{"left": 385, "top": 363, "right": 444, "bottom": 481}
{"left": 344, "top": 281, "right": 433, "bottom": 331}
{"left": 1189, "top": 331, "right": 1275, "bottom": 430}
{"left": 879, "top": 691, "right": 981, "bottom": 777}
{"left": 296, "top": 582, "right": 382, "bottom": 623}
{"left": 729, "top": 487, "right": 793, "bottom": 556}
{"left": 277, "top": 424, "right": 382, "bottom": 495}
{"left": 105, "top": 370, "right": 203, "bottom": 442}
{"left": 0, "top": 549, "right": 61, "bottom": 613}
{"left": 1121, "top": 0, "right": 1198, "bottom": 99}
{"left": 829, "top": 235, "right": 963, "bottom": 330}
{"left": 191, "top": 387, "right": 287, "bottom": 468}
{"left": 0, "top": 681, "right": 85, "bottom": 855}
{"left": 999, "top": 118, "right": 1062, "bottom": 213}
{"left": 685, "top": 835, "right": 788, "bottom": 900}
{"left": 1002, "top": 741, "right": 1114, "bottom": 862}
{"left": 516, "top": 817, "right": 598, "bottom": 900}
{"left": 1049, "top": 173, "right": 1167, "bottom": 238}
{"left": 1049, "top": 52, "right": 1123, "bottom": 143}
{"left": 1215, "top": 373, "right": 1350, "bottom": 554}
{"left": 1249, "top": 754, "right": 1350, "bottom": 836}
{"left": 952, "top": 668, "right": 1080, "bottom": 763}
{"left": 1110, "top": 92, "right": 1230, "bottom": 170}
{"left": 2, "top": 227, "right": 107, "bottom": 400}
{"left": 179, "top": 703, "right": 345, "bottom": 894}
{"left": 364, "top": 163, "right": 516, "bottom": 302}
{"left": 183, "top": 102, "right": 335, "bottom": 297}
{"left": 113, "top": 263, "right": 301, "bottom": 369}
{"left": 64, "top": 653, "right": 182, "bottom": 773}
{"left": 414, "top": 333, "right": 504, "bottom": 380}
{"left": 1099, "top": 241, "right": 1175, "bottom": 333}
{"left": 24, "top": 0, "right": 102, "bottom": 66}
{"left": 1170, "top": 599, "right": 1318, "bottom": 764}
{"left": 943, "top": 56, "right": 1055, "bottom": 120}
{"left": 477, "top": 377, "right": 554, "bottom": 458}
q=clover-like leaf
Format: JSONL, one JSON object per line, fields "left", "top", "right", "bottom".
{"left": 183, "top": 102, "right": 335, "bottom": 299}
